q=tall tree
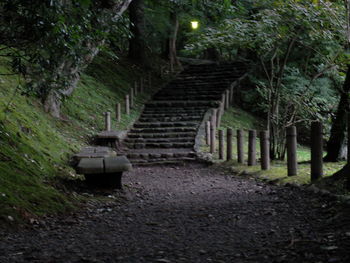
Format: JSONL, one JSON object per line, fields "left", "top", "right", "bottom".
{"left": 128, "top": 0, "right": 147, "bottom": 65}
{"left": 168, "top": 10, "right": 181, "bottom": 72}
{"left": 325, "top": 0, "right": 350, "bottom": 161}
{"left": 324, "top": 65, "right": 350, "bottom": 161}
{"left": 329, "top": 0, "right": 350, "bottom": 188}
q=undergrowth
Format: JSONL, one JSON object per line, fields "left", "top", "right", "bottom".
{"left": 203, "top": 107, "right": 348, "bottom": 194}
{"left": 0, "top": 52, "right": 159, "bottom": 226}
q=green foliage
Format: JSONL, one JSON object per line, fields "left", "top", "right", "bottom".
{"left": 207, "top": 106, "right": 347, "bottom": 194}
{"left": 185, "top": 0, "right": 345, "bottom": 61}
{"left": 249, "top": 66, "right": 338, "bottom": 121}
{"left": 220, "top": 107, "right": 266, "bottom": 131}
{"left": 143, "top": 0, "right": 237, "bottom": 56}
{"left": 0, "top": 0, "right": 129, "bottom": 99}
{"left": 185, "top": 0, "right": 345, "bottom": 159}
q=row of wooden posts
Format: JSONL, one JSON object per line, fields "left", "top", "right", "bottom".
{"left": 206, "top": 110, "right": 326, "bottom": 182}
{"left": 103, "top": 74, "right": 152, "bottom": 132}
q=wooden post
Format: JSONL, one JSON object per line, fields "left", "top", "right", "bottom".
{"left": 206, "top": 121, "right": 211, "bottom": 146}
{"left": 210, "top": 115, "right": 216, "bottom": 153}
{"left": 212, "top": 108, "right": 217, "bottom": 128}
{"left": 218, "top": 130, "right": 224, "bottom": 160}
{"left": 130, "top": 88, "right": 134, "bottom": 108}
{"left": 134, "top": 81, "right": 138, "bottom": 96}
{"left": 260, "top": 130, "right": 270, "bottom": 170}
{"left": 140, "top": 78, "right": 144, "bottom": 93}
{"left": 216, "top": 107, "right": 221, "bottom": 128}
{"left": 125, "top": 94, "right": 130, "bottom": 115}
{"left": 248, "top": 130, "right": 257, "bottom": 166}
{"left": 311, "top": 122, "right": 323, "bottom": 181}
{"left": 217, "top": 95, "right": 225, "bottom": 128}
{"left": 286, "top": 126, "right": 298, "bottom": 176}
{"left": 116, "top": 103, "right": 121, "bottom": 122}
{"left": 227, "top": 128, "right": 233, "bottom": 161}
{"left": 105, "top": 111, "right": 111, "bottom": 131}
{"left": 225, "top": 90, "right": 230, "bottom": 110}
{"left": 237, "top": 129, "right": 244, "bottom": 163}
{"left": 230, "top": 85, "right": 234, "bottom": 104}
{"left": 221, "top": 93, "right": 225, "bottom": 111}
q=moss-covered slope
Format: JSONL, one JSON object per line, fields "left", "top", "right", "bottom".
{"left": 0, "top": 53, "right": 153, "bottom": 225}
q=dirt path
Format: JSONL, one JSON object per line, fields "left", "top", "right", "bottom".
{"left": 1, "top": 164, "right": 349, "bottom": 263}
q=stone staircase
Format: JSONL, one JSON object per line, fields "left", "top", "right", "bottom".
{"left": 123, "top": 62, "right": 247, "bottom": 165}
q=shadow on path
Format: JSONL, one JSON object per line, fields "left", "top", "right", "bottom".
{"left": 0, "top": 163, "right": 349, "bottom": 262}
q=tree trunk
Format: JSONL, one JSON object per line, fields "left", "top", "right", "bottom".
{"left": 204, "top": 47, "right": 220, "bottom": 60}
{"left": 42, "top": 73, "right": 84, "bottom": 118}
{"left": 128, "top": 0, "right": 146, "bottom": 65}
{"left": 169, "top": 11, "right": 181, "bottom": 72}
{"left": 324, "top": 65, "right": 350, "bottom": 162}
{"left": 43, "top": 0, "right": 133, "bottom": 118}
{"left": 331, "top": 163, "right": 350, "bottom": 190}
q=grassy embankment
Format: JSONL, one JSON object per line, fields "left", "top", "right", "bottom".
{"left": 202, "top": 107, "right": 347, "bottom": 193}
{"left": 0, "top": 52, "right": 160, "bottom": 225}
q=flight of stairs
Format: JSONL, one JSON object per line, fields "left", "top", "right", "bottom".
{"left": 124, "top": 62, "right": 247, "bottom": 165}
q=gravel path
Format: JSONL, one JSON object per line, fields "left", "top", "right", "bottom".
{"left": 1, "top": 163, "right": 349, "bottom": 263}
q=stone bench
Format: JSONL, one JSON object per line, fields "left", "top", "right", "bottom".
{"left": 76, "top": 156, "right": 132, "bottom": 189}
{"left": 72, "top": 146, "right": 116, "bottom": 166}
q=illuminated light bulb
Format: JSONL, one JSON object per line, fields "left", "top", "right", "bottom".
{"left": 191, "top": 21, "right": 199, "bottom": 30}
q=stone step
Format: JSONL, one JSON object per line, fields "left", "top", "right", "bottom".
{"left": 145, "top": 100, "right": 220, "bottom": 108}
{"left": 142, "top": 108, "right": 208, "bottom": 114}
{"left": 177, "top": 70, "right": 241, "bottom": 75}
{"left": 171, "top": 74, "right": 239, "bottom": 84}
{"left": 177, "top": 73, "right": 242, "bottom": 79}
{"left": 133, "top": 121, "right": 198, "bottom": 129}
{"left": 127, "top": 131, "right": 196, "bottom": 139}
{"left": 159, "top": 88, "right": 227, "bottom": 94}
{"left": 127, "top": 149, "right": 196, "bottom": 160}
{"left": 167, "top": 84, "right": 230, "bottom": 90}
{"left": 153, "top": 95, "right": 222, "bottom": 101}
{"left": 184, "top": 64, "right": 245, "bottom": 70}
{"left": 129, "top": 157, "right": 197, "bottom": 166}
{"left": 177, "top": 68, "right": 242, "bottom": 74}
{"left": 125, "top": 137, "right": 194, "bottom": 144}
{"left": 126, "top": 142, "right": 194, "bottom": 149}
{"left": 124, "top": 62, "right": 247, "bottom": 166}
{"left": 130, "top": 126, "right": 198, "bottom": 134}
{"left": 155, "top": 91, "right": 223, "bottom": 97}
{"left": 141, "top": 111, "right": 208, "bottom": 118}
{"left": 139, "top": 115, "right": 204, "bottom": 120}
{"left": 138, "top": 116, "right": 202, "bottom": 122}
{"left": 166, "top": 81, "right": 230, "bottom": 86}
{"left": 178, "top": 68, "right": 243, "bottom": 74}
{"left": 170, "top": 79, "right": 234, "bottom": 85}
{"left": 183, "top": 64, "right": 246, "bottom": 73}
{"left": 162, "top": 87, "right": 228, "bottom": 92}
{"left": 157, "top": 87, "right": 224, "bottom": 92}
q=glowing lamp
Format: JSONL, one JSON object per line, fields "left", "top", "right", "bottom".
{"left": 191, "top": 21, "right": 199, "bottom": 30}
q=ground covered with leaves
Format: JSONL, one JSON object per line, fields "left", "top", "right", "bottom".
{"left": 0, "top": 164, "right": 349, "bottom": 262}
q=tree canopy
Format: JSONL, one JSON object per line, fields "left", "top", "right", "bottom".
{"left": 1, "top": 0, "right": 349, "bottom": 164}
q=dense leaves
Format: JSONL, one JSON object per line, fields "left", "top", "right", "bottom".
{"left": 0, "top": 0, "right": 131, "bottom": 113}
{"left": 0, "top": 0, "right": 348, "bottom": 159}
{"left": 185, "top": 0, "right": 346, "bottom": 159}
